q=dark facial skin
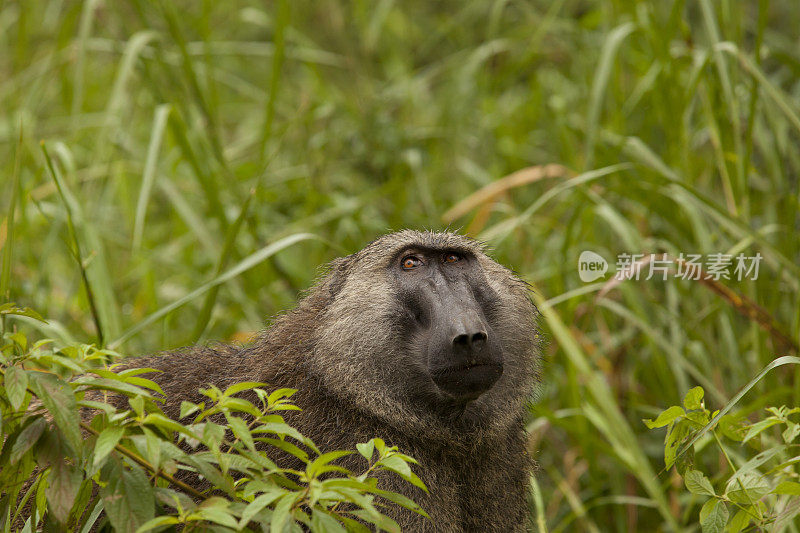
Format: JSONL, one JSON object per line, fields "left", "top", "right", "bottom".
{"left": 391, "top": 246, "right": 504, "bottom": 405}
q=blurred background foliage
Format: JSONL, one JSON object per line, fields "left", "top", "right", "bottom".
{"left": 2, "top": 0, "right": 800, "bottom": 530}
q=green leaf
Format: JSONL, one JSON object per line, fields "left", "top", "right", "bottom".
{"left": 223, "top": 381, "right": 265, "bottom": 397}
{"left": 772, "top": 481, "right": 800, "bottom": 495}
{"left": 129, "top": 395, "right": 145, "bottom": 416}
{"left": 216, "top": 396, "right": 262, "bottom": 418}
{"left": 664, "top": 419, "right": 693, "bottom": 470}
{"left": 10, "top": 417, "right": 47, "bottom": 464}
{"left": 370, "top": 488, "right": 430, "bottom": 517}
{"left": 699, "top": 499, "right": 728, "bottom": 533}
{"left": 311, "top": 509, "right": 348, "bottom": 533}
{"left": 46, "top": 460, "right": 83, "bottom": 524}
{"left": 77, "top": 399, "right": 117, "bottom": 416}
{"left": 73, "top": 377, "right": 156, "bottom": 400}
{"left": 335, "top": 514, "right": 372, "bottom": 533}
{"left": 677, "top": 357, "right": 800, "bottom": 462}
{"left": 237, "top": 448, "right": 279, "bottom": 472}
{"left": 202, "top": 421, "right": 226, "bottom": 451}
{"left": 184, "top": 456, "right": 234, "bottom": 495}
{"left": 643, "top": 405, "right": 685, "bottom": 429}
{"left": 320, "top": 478, "right": 378, "bottom": 492}
{"left": 683, "top": 386, "right": 705, "bottom": 410}
{"left": 0, "top": 305, "right": 45, "bottom": 322}
{"left": 38, "top": 353, "right": 84, "bottom": 373}
{"left": 379, "top": 455, "right": 411, "bottom": 478}
{"left": 9, "top": 331, "right": 27, "bottom": 350}
{"left": 684, "top": 470, "right": 715, "bottom": 496}
{"left": 684, "top": 409, "right": 710, "bottom": 426}
{"left": 28, "top": 371, "right": 82, "bottom": 452}
{"left": 258, "top": 437, "right": 309, "bottom": 463}
{"left": 79, "top": 497, "right": 106, "bottom": 533}
{"left": 238, "top": 489, "right": 285, "bottom": 528}
{"left": 118, "top": 376, "right": 164, "bottom": 396}
{"left": 356, "top": 440, "right": 375, "bottom": 461}
{"left": 4, "top": 365, "right": 29, "bottom": 410}
{"left": 142, "top": 413, "right": 198, "bottom": 439}
{"left": 100, "top": 460, "right": 155, "bottom": 533}
{"left": 729, "top": 446, "right": 784, "bottom": 480}
{"left": 179, "top": 401, "right": 202, "bottom": 419}
{"left": 134, "top": 515, "right": 181, "bottom": 533}
{"left": 742, "top": 418, "right": 782, "bottom": 443}
{"left": 350, "top": 507, "right": 402, "bottom": 533}
{"left": 35, "top": 470, "right": 48, "bottom": 519}
{"left": 269, "top": 493, "right": 294, "bottom": 533}
{"left": 674, "top": 444, "right": 695, "bottom": 476}
{"left": 584, "top": 22, "right": 635, "bottom": 169}
{"left": 116, "top": 367, "right": 162, "bottom": 378}
{"left": 227, "top": 415, "right": 256, "bottom": 451}
{"left": 378, "top": 455, "right": 428, "bottom": 492}
{"left": 782, "top": 421, "right": 800, "bottom": 443}
{"left": 194, "top": 500, "right": 239, "bottom": 529}
{"left": 726, "top": 508, "right": 751, "bottom": 533}
{"left": 307, "top": 450, "right": 353, "bottom": 479}
{"left": 725, "top": 473, "right": 770, "bottom": 504}
{"left": 93, "top": 426, "right": 124, "bottom": 467}
{"left": 253, "top": 422, "right": 313, "bottom": 448}
{"left": 267, "top": 388, "right": 297, "bottom": 406}
{"left": 718, "top": 415, "right": 746, "bottom": 442}
{"left": 132, "top": 103, "right": 171, "bottom": 252}
{"left": 142, "top": 427, "right": 161, "bottom": 470}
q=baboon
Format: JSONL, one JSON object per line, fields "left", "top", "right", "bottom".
{"left": 127, "top": 230, "right": 540, "bottom": 532}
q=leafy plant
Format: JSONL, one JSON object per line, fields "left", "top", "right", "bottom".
{"left": 646, "top": 384, "right": 800, "bottom": 532}
{"left": 0, "top": 305, "right": 427, "bottom": 532}
{"left": 3, "top": 1, "right": 800, "bottom": 529}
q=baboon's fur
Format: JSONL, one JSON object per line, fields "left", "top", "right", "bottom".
{"left": 126, "top": 230, "right": 540, "bottom": 532}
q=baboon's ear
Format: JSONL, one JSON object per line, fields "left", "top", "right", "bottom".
{"left": 325, "top": 255, "right": 353, "bottom": 298}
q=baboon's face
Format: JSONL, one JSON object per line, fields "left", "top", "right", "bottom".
{"left": 391, "top": 245, "right": 505, "bottom": 403}
{"left": 314, "top": 231, "right": 538, "bottom": 429}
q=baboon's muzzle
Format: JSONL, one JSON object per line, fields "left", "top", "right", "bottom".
{"left": 420, "top": 272, "right": 504, "bottom": 401}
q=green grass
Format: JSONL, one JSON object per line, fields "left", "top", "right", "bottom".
{"left": 2, "top": 1, "right": 800, "bottom": 530}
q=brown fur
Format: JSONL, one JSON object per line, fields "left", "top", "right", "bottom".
{"left": 125, "top": 230, "right": 540, "bottom": 531}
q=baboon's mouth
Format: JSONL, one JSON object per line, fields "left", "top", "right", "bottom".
{"left": 430, "top": 362, "right": 503, "bottom": 400}
{"left": 454, "top": 362, "right": 495, "bottom": 372}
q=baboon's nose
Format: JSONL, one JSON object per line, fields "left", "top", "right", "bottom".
{"left": 452, "top": 330, "right": 488, "bottom": 351}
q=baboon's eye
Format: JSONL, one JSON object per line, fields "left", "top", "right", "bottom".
{"left": 401, "top": 256, "right": 422, "bottom": 270}
{"left": 443, "top": 252, "right": 462, "bottom": 264}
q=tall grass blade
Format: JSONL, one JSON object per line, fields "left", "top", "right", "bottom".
{"left": 157, "top": 179, "right": 217, "bottom": 255}
{"left": 1, "top": 126, "right": 22, "bottom": 306}
{"left": 133, "top": 104, "right": 171, "bottom": 250}
{"left": 718, "top": 42, "right": 800, "bottom": 137}
{"left": 699, "top": 0, "right": 744, "bottom": 206}
{"left": 165, "top": 110, "right": 229, "bottom": 232}
{"left": 529, "top": 474, "right": 548, "bottom": 533}
{"left": 159, "top": 0, "right": 227, "bottom": 172}
{"left": 481, "top": 164, "right": 631, "bottom": 242}
{"left": 606, "top": 131, "right": 800, "bottom": 282}
{"left": 442, "top": 164, "right": 571, "bottom": 223}
{"left": 584, "top": 22, "right": 634, "bottom": 170}
{"left": 71, "top": 0, "right": 100, "bottom": 117}
{"left": 98, "top": 30, "right": 159, "bottom": 160}
{"left": 189, "top": 189, "right": 255, "bottom": 342}
{"left": 109, "top": 233, "right": 318, "bottom": 349}
{"left": 532, "top": 291, "right": 679, "bottom": 530}
{"left": 677, "top": 356, "right": 800, "bottom": 458}
{"left": 41, "top": 142, "right": 105, "bottom": 345}
{"left": 260, "top": 0, "right": 289, "bottom": 160}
